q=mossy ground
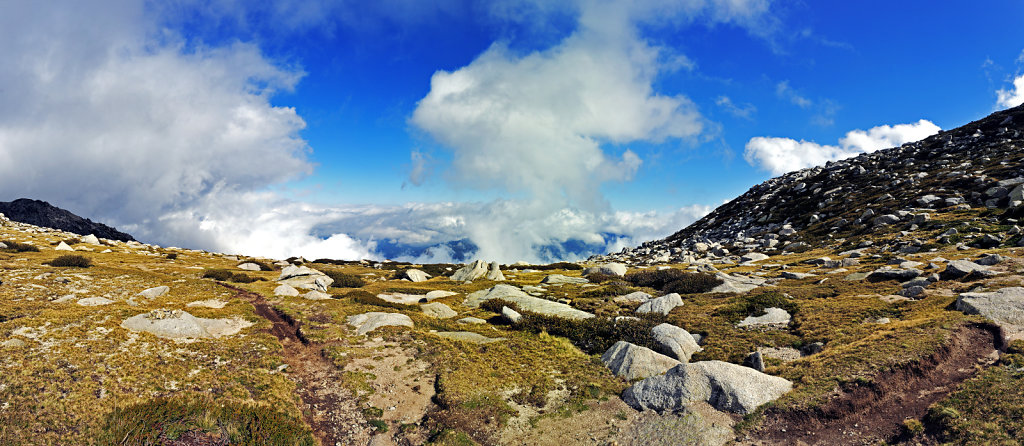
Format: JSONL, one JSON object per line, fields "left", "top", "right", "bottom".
{"left": 2, "top": 210, "right": 1023, "bottom": 444}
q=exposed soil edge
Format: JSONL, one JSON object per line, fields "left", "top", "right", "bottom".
{"left": 220, "top": 283, "right": 361, "bottom": 446}
{"left": 748, "top": 322, "right": 1000, "bottom": 445}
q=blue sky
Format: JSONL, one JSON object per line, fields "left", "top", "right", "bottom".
{"left": 2, "top": 0, "right": 1023, "bottom": 262}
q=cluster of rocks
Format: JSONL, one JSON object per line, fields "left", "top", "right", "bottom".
{"left": 592, "top": 105, "right": 1024, "bottom": 266}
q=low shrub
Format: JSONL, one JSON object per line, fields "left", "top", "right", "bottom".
{"left": 714, "top": 291, "right": 799, "bottom": 323}
{"left": 202, "top": 269, "right": 262, "bottom": 283}
{"left": 584, "top": 272, "right": 618, "bottom": 284}
{"left": 580, "top": 282, "right": 635, "bottom": 299}
{"left": 530, "top": 262, "right": 584, "bottom": 271}
{"left": 480, "top": 299, "right": 663, "bottom": 354}
{"left": 241, "top": 260, "right": 274, "bottom": 271}
{"left": 165, "top": 253, "right": 178, "bottom": 260}
{"left": 60, "top": 238, "right": 81, "bottom": 245}
{"left": 323, "top": 270, "right": 366, "bottom": 288}
{"left": 625, "top": 269, "right": 722, "bottom": 294}
{"left": 1, "top": 241, "right": 39, "bottom": 252}
{"left": 97, "top": 396, "right": 314, "bottom": 445}
{"left": 45, "top": 255, "right": 91, "bottom": 268}
{"left": 344, "top": 290, "right": 417, "bottom": 311}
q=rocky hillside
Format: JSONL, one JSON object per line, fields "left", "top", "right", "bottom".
{"left": 0, "top": 198, "right": 135, "bottom": 242}
{"left": 596, "top": 104, "right": 1024, "bottom": 267}
{"left": 2, "top": 107, "right": 1024, "bottom": 446}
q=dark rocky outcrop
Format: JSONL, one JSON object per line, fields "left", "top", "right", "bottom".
{"left": 0, "top": 198, "right": 135, "bottom": 241}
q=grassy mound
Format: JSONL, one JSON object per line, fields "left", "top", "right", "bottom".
{"left": 45, "top": 255, "right": 92, "bottom": 268}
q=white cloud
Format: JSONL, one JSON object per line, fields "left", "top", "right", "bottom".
{"left": 716, "top": 95, "right": 756, "bottom": 119}
{"left": 997, "top": 75, "right": 1024, "bottom": 108}
{"left": 775, "top": 80, "right": 811, "bottom": 108}
{"left": 744, "top": 119, "right": 941, "bottom": 175}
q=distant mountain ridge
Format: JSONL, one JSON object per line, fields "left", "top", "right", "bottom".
{"left": 0, "top": 198, "right": 135, "bottom": 242}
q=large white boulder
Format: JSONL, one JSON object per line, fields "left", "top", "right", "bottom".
{"left": 485, "top": 261, "right": 506, "bottom": 281}
{"left": 402, "top": 269, "right": 431, "bottom": 282}
{"left": 601, "top": 341, "right": 681, "bottom": 381}
{"left": 652, "top": 323, "right": 702, "bottom": 362}
{"left": 138, "top": 286, "right": 170, "bottom": 299}
{"left": 274, "top": 284, "right": 300, "bottom": 297}
{"left": 421, "top": 302, "right": 457, "bottom": 319}
{"left": 636, "top": 293, "right": 684, "bottom": 315}
{"left": 121, "top": 309, "right": 253, "bottom": 340}
{"left": 81, "top": 234, "right": 101, "bottom": 245}
{"left": 623, "top": 360, "right": 793, "bottom": 414}
{"left": 277, "top": 265, "right": 333, "bottom": 291}
{"left": 583, "top": 263, "right": 628, "bottom": 277}
{"left": 451, "top": 260, "right": 489, "bottom": 282}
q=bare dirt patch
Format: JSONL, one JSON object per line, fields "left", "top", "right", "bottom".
{"left": 744, "top": 323, "right": 1000, "bottom": 445}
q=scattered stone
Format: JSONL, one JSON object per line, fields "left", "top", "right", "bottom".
{"left": 485, "top": 261, "right": 505, "bottom": 281}
{"left": 2, "top": 339, "right": 27, "bottom": 348}
{"left": 274, "top": 284, "right": 300, "bottom": 297}
{"left": 583, "top": 263, "right": 628, "bottom": 277}
{"left": 900, "top": 286, "right": 926, "bottom": 298}
{"left": 941, "top": 259, "right": 991, "bottom": 280}
{"left": 636, "top": 293, "right": 684, "bottom": 316}
{"left": 425, "top": 290, "right": 459, "bottom": 300}
{"left": 502, "top": 306, "right": 522, "bottom": 324}
{"left": 277, "top": 265, "right": 333, "bottom": 291}
{"left": 746, "top": 351, "right": 765, "bottom": 371}
{"left": 347, "top": 312, "right": 414, "bottom": 335}
{"left": 740, "top": 253, "right": 770, "bottom": 263}
{"left": 737, "top": 307, "right": 791, "bottom": 328}
{"left": 401, "top": 269, "right": 431, "bottom": 282}
{"left": 540, "top": 274, "right": 589, "bottom": 285}
{"left": 186, "top": 299, "right": 228, "bottom": 309}
{"left": 303, "top": 290, "right": 332, "bottom": 300}
{"left": 421, "top": 302, "right": 457, "bottom": 319}
{"left": 237, "top": 262, "right": 262, "bottom": 271}
{"left": 451, "top": 260, "right": 489, "bottom": 282}
{"left": 55, "top": 241, "right": 74, "bottom": 251}
{"left": 623, "top": 360, "right": 793, "bottom": 414}
{"left": 435, "top": 331, "right": 505, "bottom": 344}
{"left": 976, "top": 254, "right": 1005, "bottom": 266}
{"left": 457, "top": 317, "right": 487, "bottom": 325}
{"left": 121, "top": 309, "right": 251, "bottom": 340}
{"left": 601, "top": 341, "right": 681, "bottom": 380}
{"left": 464, "top": 284, "right": 594, "bottom": 319}
{"left": 651, "top": 323, "right": 701, "bottom": 362}
{"left": 377, "top": 293, "right": 427, "bottom": 305}
{"left": 800, "top": 342, "right": 825, "bottom": 355}
{"left": 138, "top": 286, "right": 170, "bottom": 299}
{"left": 867, "top": 267, "right": 922, "bottom": 282}
{"left": 956, "top": 287, "right": 1024, "bottom": 341}
{"left": 710, "top": 273, "right": 765, "bottom": 294}
{"left": 614, "top": 291, "right": 652, "bottom": 303}
{"left": 780, "top": 271, "right": 815, "bottom": 280}
{"left": 77, "top": 296, "right": 114, "bottom": 306}
{"left": 81, "top": 234, "right": 101, "bottom": 245}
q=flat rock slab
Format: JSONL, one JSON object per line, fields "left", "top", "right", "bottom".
{"left": 737, "top": 307, "right": 791, "bottom": 328}
{"left": 425, "top": 290, "right": 459, "bottom": 300}
{"left": 347, "top": 312, "right": 414, "bottom": 335}
{"left": 421, "top": 302, "right": 457, "bottom": 318}
{"left": 435, "top": 331, "right": 505, "bottom": 344}
{"left": 187, "top": 299, "right": 227, "bottom": 309}
{"left": 711, "top": 273, "right": 765, "bottom": 294}
{"left": 942, "top": 260, "right": 993, "bottom": 280}
{"left": 378, "top": 293, "right": 430, "bottom": 305}
{"left": 463, "top": 284, "right": 594, "bottom": 320}
{"left": 602, "top": 341, "right": 681, "bottom": 381}
{"left": 623, "top": 360, "right": 793, "bottom": 415}
{"left": 457, "top": 317, "right": 487, "bottom": 324}
{"left": 138, "top": 286, "right": 169, "bottom": 299}
{"left": 77, "top": 296, "right": 114, "bottom": 306}
{"left": 540, "top": 274, "right": 589, "bottom": 285}
{"left": 957, "top": 287, "right": 1024, "bottom": 341}
{"left": 121, "top": 309, "right": 252, "bottom": 340}
{"left": 238, "top": 262, "right": 262, "bottom": 271}
{"left": 615, "top": 291, "right": 652, "bottom": 303}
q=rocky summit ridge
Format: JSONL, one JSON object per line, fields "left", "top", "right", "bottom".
{"left": 594, "top": 104, "right": 1024, "bottom": 267}
{"left": 0, "top": 198, "right": 135, "bottom": 242}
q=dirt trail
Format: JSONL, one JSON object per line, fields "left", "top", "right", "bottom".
{"left": 745, "top": 323, "right": 1000, "bottom": 445}
{"left": 223, "top": 285, "right": 373, "bottom": 446}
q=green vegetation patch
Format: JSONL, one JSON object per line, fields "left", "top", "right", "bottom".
{"left": 201, "top": 268, "right": 263, "bottom": 283}
{"left": 45, "top": 254, "right": 92, "bottom": 268}
{"left": 97, "top": 395, "right": 314, "bottom": 445}
{"left": 324, "top": 270, "right": 366, "bottom": 288}
{"left": 624, "top": 269, "right": 722, "bottom": 294}
{"left": 1, "top": 240, "right": 39, "bottom": 252}
{"left": 925, "top": 362, "right": 1024, "bottom": 444}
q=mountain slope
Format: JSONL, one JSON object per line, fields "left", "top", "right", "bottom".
{"left": 0, "top": 198, "right": 135, "bottom": 242}
{"left": 597, "top": 104, "right": 1024, "bottom": 265}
